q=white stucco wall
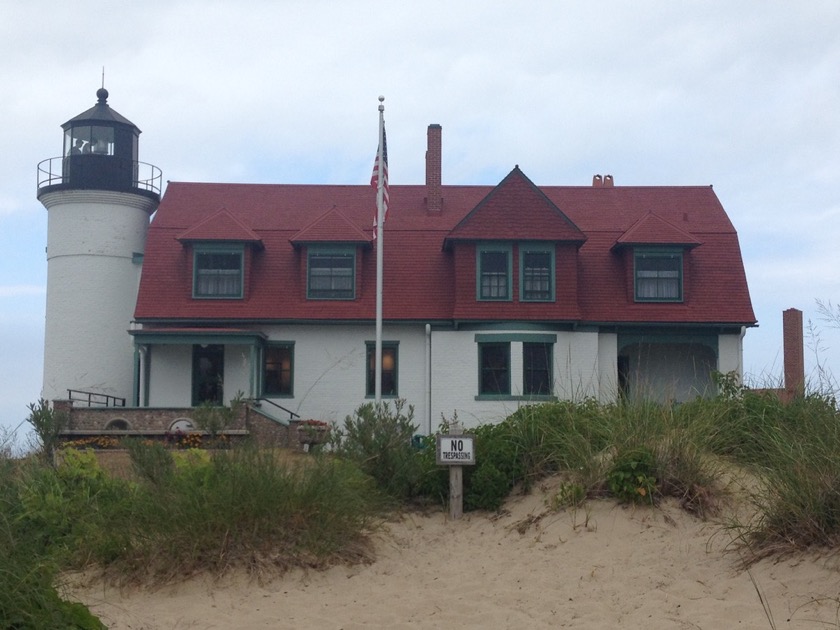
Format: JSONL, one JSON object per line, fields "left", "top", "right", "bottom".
{"left": 261, "top": 324, "right": 429, "bottom": 426}
{"left": 597, "top": 332, "right": 619, "bottom": 402}
{"left": 718, "top": 331, "right": 745, "bottom": 379}
{"left": 429, "top": 328, "right": 606, "bottom": 431}
{"left": 143, "top": 326, "right": 747, "bottom": 433}
{"left": 40, "top": 190, "right": 155, "bottom": 403}
{"left": 148, "top": 345, "right": 192, "bottom": 407}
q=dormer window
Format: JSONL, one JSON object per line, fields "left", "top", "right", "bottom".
{"left": 477, "top": 244, "right": 512, "bottom": 301}
{"left": 193, "top": 245, "right": 244, "bottom": 299}
{"left": 520, "top": 244, "right": 554, "bottom": 302}
{"left": 634, "top": 249, "right": 682, "bottom": 302}
{"left": 307, "top": 246, "right": 355, "bottom": 300}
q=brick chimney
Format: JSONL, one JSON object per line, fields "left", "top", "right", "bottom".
{"left": 783, "top": 308, "right": 805, "bottom": 398}
{"left": 426, "top": 124, "right": 442, "bottom": 214}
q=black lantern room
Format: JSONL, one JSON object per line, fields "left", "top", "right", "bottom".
{"left": 37, "top": 88, "right": 161, "bottom": 200}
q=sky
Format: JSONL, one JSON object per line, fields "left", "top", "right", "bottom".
{"left": 1, "top": 1, "right": 839, "bottom": 444}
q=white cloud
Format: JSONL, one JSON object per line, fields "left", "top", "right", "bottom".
{"left": 0, "top": 285, "right": 45, "bottom": 298}
{"left": 1, "top": 0, "right": 840, "bottom": 423}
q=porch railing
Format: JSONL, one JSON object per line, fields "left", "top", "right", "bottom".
{"left": 67, "top": 389, "right": 126, "bottom": 408}
{"left": 252, "top": 398, "right": 300, "bottom": 421}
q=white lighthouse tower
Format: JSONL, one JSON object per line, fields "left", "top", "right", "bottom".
{"left": 37, "top": 88, "right": 161, "bottom": 406}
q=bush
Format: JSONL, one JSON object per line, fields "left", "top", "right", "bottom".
{"left": 331, "top": 400, "right": 424, "bottom": 501}
{"left": 607, "top": 447, "right": 657, "bottom": 504}
{"left": 0, "top": 457, "right": 106, "bottom": 628}
{"left": 26, "top": 398, "right": 68, "bottom": 463}
{"left": 96, "top": 443, "right": 386, "bottom": 581}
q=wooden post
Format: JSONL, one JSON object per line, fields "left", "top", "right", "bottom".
{"left": 449, "top": 420, "right": 463, "bottom": 520}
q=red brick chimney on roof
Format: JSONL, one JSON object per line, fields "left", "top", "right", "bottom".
{"left": 783, "top": 308, "right": 805, "bottom": 398}
{"left": 592, "top": 174, "right": 614, "bottom": 187}
{"left": 426, "top": 124, "right": 442, "bottom": 215}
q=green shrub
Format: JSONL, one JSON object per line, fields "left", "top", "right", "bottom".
{"left": 607, "top": 447, "right": 657, "bottom": 504}
{"left": 0, "top": 458, "right": 106, "bottom": 629}
{"left": 124, "top": 438, "right": 175, "bottom": 486}
{"left": 26, "top": 398, "right": 68, "bottom": 463}
{"left": 94, "top": 443, "right": 385, "bottom": 581}
{"left": 331, "top": 400, "right": 423, "bottom": 500}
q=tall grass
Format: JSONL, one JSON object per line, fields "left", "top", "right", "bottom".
{"left": 5, "top": 382, "right": 840, "bottom": 624}
{"left": 98, "top": 444, "right": 386, "bottom": 582}
{"left": 726, "top": 392, "right": 840, "bottom": 562}
{"left": 0, "top": 455, "right": 105, "bottom": 629}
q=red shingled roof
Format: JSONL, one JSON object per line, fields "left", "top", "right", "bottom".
{"left": 176, "top": 208, "right": 263, "bottom": 245}
{"left": 614, "top": 211, "right": 701, "bottom": 249}
{"left": 290, "top": 206, "right": 372, "bottom": 246}
{"left": 135, "top": 169, "right": 756, "bottom": 327}
{"left": 445, "top": 167, "right": 586, "bottom": 246}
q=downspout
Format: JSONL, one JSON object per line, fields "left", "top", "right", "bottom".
{"left": 132, "top": 345, "right": 141, "bottom": 407}
{"left": 425, "top": 323, "right": 432, "bottom": 435}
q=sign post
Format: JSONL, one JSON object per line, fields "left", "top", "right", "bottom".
{"left": 435, "top": 420, "right": 476, "bottom": 520}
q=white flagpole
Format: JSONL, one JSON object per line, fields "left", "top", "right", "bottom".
{"left": 375, "top": 96, "right": 385, "bottom": 404}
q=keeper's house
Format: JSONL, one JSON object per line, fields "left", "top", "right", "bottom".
{"left": 38, "top": 92, "right": 755, "bottom": 439}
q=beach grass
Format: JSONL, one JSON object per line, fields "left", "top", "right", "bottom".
{"left": 5, "top": 384, "right": 840, "bottom": 627}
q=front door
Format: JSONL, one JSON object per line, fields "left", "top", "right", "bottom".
{"left": 192, "top": 345, "right": 224, "bottom": 406}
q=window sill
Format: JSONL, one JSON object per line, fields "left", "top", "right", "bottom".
{"left": 475, "top": 394, "right": 557, "bottom": 402}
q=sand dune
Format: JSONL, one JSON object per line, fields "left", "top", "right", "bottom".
{"left": 68, "top": 479, "right": 840, "bottom": 629}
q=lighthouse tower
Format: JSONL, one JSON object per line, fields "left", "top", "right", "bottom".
{"left": 37, "top": 88, "right": 161, "bottom": 406}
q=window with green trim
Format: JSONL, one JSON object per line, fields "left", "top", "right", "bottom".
{"left": 477, "top": 245, "right": 511, "bottom": 300}
{"left": 523, "top": 342, "right": 553, "bottom": 395}
{"left": 308, "top": 248, "right": 355, "bottom": 299}
{"left": 193, "top": 246, "right": 243, "bottom": 298}
{"left": 520, "top": 245, "right": 554, "bottom": 301}
{"left": 366, "top": 342, "right": 398, "bottom": 397}
{"left": 263, "top": 343, "right": 294, "bottom": 396}
{"left": 635, "top": 249, "right": 683, "bottom": 302}
{"left": 478, "top": 342, "right": 510, "bottom": 395}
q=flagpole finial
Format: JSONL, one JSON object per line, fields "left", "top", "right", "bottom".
{"left": 378, "top": 95, "right": 384, "bottom": 112}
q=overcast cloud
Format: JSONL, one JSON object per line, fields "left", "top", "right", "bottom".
{"left": 1, "top": 1, "right": 839, "bottom": 441}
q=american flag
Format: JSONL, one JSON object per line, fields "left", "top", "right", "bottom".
{"left": 371, "top": 126, "right": 389, "bottom": 239}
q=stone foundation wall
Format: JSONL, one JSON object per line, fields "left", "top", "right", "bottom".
{"left": 54, "top": 399, "right": 293, "bottom": 448}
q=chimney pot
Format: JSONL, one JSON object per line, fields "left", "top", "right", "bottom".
{"left": 592, "top": 174, "right": 603, "bottom": 187}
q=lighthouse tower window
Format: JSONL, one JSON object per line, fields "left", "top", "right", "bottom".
{"left": 64, "top": 126, "right": 115, "bottom": 156}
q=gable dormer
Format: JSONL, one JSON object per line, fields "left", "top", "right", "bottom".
{"left": 177, "top": 208, "right": 263, "bottom": 300}
{"left": 290, "top": 207, "right": 372, "bottom": 300}
{"left": 444, "top": 166, "right": 586, "bottom": 246}
{"left": 444, "top": 166, "right": 586, "bottom": 318}
{"left": 612, "top": 211, "right": 702, "bottom": 303}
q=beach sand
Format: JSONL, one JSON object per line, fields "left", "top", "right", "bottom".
{"left": 67, "top": 478, "right": 840, "bottom": 629}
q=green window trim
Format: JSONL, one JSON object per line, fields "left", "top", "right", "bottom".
{"left": 307, "top": 246, "right": 356, "bottom": 300}
{"left": 475, "top": 335, "right": 556, "bottom": 399}
{"left": 478, "top": 341, "right": 511, "bottom": 395}
{"left": 476, "top": 243, "right": 512, "bottom": 301}
{"left": 262, "top": 342, "right": 294, "bottom": 397}
{"left": 523, "top": 342, "right": 553, "bottom": 396}
{"left": 520, "top": 243, "right": 555, "bottom": 302}
{"left": 365, "top": 341, "right": 399, "bottom": 397}
{"left": 192, "top": 244, "right": 244, "bottom": 299}
{"left": 634, "top": 248, "right": 684, "bottom": 303}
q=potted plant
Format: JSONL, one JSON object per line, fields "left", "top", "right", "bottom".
{"left": 297, "top": 419, "right": 330, "bottom": 448}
